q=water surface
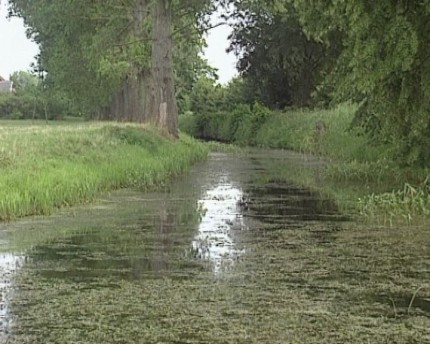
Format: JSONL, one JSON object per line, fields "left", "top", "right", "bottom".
{"left": 0, "top": 151, "right": 429, "bottom": 343}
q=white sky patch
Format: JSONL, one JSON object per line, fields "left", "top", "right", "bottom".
{"left": 203, "top": 22, "right": 238, "bottom": 85}
{"left": 0, "top": 2, "right": 39, "bottom": 79}
{"left": 0, "top": 252, "right": 25, "bottom": 339}
{"left": 191, "top": 175, "right": 245, "bottom": 275}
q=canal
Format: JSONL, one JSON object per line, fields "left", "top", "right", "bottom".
{"left": 0, "top": 151, "right": 429, "bottom": 343}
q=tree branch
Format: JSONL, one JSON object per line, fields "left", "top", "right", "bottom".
{"left": 173, "top": 21, "right": 228, "bottom": 37}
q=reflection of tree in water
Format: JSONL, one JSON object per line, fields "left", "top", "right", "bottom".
{"left": 13, "top": 190, "right": 204, "bottom": 286}
{"left": 150, "top": 206, "right": 177, "bottom": 275}
{"left": 245, "top": 183, "right": 347, "bottom": 223}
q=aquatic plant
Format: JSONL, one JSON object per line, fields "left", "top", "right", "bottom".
{"left": 358, "top": 180, "right": 430, "bottom": 224}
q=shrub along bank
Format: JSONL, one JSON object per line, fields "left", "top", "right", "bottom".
{"left": 180, "top": 103, "right": 387, "bottom": 162}
{"left": 0, "top": 121, "right": 208, "bottom": 220}
{"left": 180, "top": 104, "right": 430, "bottom": 223}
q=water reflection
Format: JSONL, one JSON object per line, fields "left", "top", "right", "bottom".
{"left": 191, "top": 175, "right": 245, "bottom": 274}
{"left": 0, "top": 253, "right": 24, "bottom": 340}
{"left": 150, "top": 208, "right": 177, "bottom": 275}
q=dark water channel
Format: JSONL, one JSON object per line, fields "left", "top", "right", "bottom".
{"left": 0, "top": 151, "right": 429, "bottom": 343}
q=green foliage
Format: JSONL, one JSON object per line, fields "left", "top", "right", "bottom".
{"left": 188, "top": 104, "right": 256, "bottom": 143}
{"left": 0, "top": 93, "right": 42, "bottom": 119}
{"left": 0, "top": 90, "right": 73, "bottom": 120}
{"left": 179, "top": 111, "right": 199, "bottom": 136}
{"left": 0, "top": 121, "right": 208, "bottom": 220}
{"left": 291, "top": 0, "right": 430, "bottom": 166}
{"left": 10, "top": 110, "right": 24, "bottom": 120}
{"left": 221, "top": 77, "right": 254, "bottom": 107}
{"left": 358, "top": 181, "right": 430, "bottom": 224}
{"left": 185, "top": 76, "right": 255, "bottom": 117}
{"left": 227, "top": 0, "right": 338, "bottom": 108}
{"left": 9, "top": 70, "right": 39, "bottom": 92}
{"left": 326, "top": 160, "right": 399, "bottom": 185}
{"left": 188, "top": 76, "right": 225, "bottom": 115}
{"left": 9, "top": 0, "right": 214, "bottom": 118}
{"left": 216, "top": 0, "right": 430, "bottom": 165}
{"left": 105, "top": 126, "right": 164, "bottom": 150}
{"left": 182, "top": 101, "right": 383, "bottom": 163}
{"left": 10, "top": 0, "right": 430, "bottom": 165}
{"left": 233, "top": 103, "right": 271, "bottom": 145}
{"left": 259, "top": 104, "right": 386, "bottom": 162}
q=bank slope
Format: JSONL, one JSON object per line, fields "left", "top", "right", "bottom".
{"left": 0, "top": 121, "right": 208, "bottom": 220}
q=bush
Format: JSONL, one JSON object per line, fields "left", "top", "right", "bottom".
{"left": 0, "top": 92, "right": 73, "bottom": 120}
{"left": 182, "top": 103, "right": 272, "bottom": 145}
{"left": 179, "top": 102, "right": 391, "bottom": 164}
{"left": 0, "top": 93, "right": 41, "bottom": 119}
{"left": 179, "top": 111, "right": 198, "bottom": 137}
{"left": 234, "top": 103, "right": 271, "bottom": 145}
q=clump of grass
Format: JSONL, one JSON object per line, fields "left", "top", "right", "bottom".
{"left": 0, "top": 121, "right": 208, "bottom": 220}
{"left": 325, "top": 159, "right": 400, "bottom": 184}
{"left": 358, "top": 180, "right": 430, "bottom": 224}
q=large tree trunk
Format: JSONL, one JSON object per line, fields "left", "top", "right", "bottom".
{"left": 98, "top": 0, "right": 148, "bottom": 122}
{"left": 144, "top": 0, "right": 179, "bottom": 138}
{"left": 96, "top": 0, "right": 179, "bottom": 133}
{"left": 132, "top": 0, "right": 148, "bottom": 123}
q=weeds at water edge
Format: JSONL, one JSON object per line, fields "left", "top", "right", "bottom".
{"left": 358, "top": 180, "right": 430, "bottom": 224}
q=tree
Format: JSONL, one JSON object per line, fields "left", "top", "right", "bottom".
{"left": 9, "top": 71, "right": 39, "bottom": 93}
{"left": 189, "top": 75, "right": 224, "bottom": 115}
{"left": 9, "top": 0, "right": 213, "bottom": 137}
{"left": 144, "top": 0, "right": 179, "bottom": 137}
{"left": 292, "top": 0, "right": 430, "bottom": 165}
{"left": 225, "top": 0, "right": 335, "bottom": 109}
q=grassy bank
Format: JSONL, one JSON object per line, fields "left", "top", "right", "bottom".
{"left": 180, "top": 103, "right": 381, "bottom": 160}
{"left": 0, "top": 120, "right": 208, "bottom": 220}
{"left": 180, "top": 104, "right": 430, "bottom": 223}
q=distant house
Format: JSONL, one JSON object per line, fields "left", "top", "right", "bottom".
{"left": 0, "top": 75, "right": 14, "bottom": 93}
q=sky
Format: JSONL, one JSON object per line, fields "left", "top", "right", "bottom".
{"left": 203, "top": 22, "right": 238, "bottom": 84}
{"left": 0, "top": 2, "right": 39, "bottom": 79}
{"left": 0, "top": 2, "right": 237, "bottom": 84}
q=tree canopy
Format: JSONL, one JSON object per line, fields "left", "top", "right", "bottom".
{"left": 9, "top": 0, "right": 214, "bottom": 136}
{"left": 226, "top": 0, "right": 335, "bottom": 108}
{"left": 290, "top": 0, "right": 430, "bottom": 165}
{"left": 218, "top": 0, "right": 430, "bottom": 165}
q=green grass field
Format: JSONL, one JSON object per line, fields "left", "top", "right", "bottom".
{"left": 0, "top": 120, "right": 208, "bottom": 220}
